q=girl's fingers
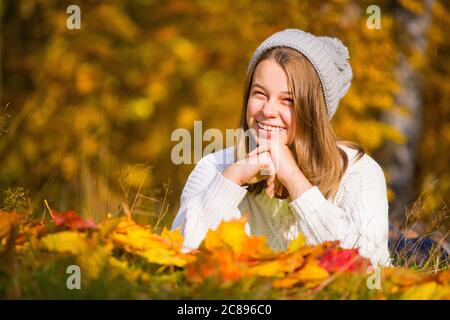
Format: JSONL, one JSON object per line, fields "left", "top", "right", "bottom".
{"left": 266, "top": 174, "right": 275, "bottom": 186}
{"left": 265, "top": 177, "right": 276, "bottom": 198}
{"left": 256, "top": 136, "right": 285, "bottom": 152}
{"left": 265, "top": 183, "right": 273, "bottom": 197}
{"left": 265, "top": 174, "right": 275, "bottom": 197}
{"left": 247, "top": 143, "right": 271, "bottom": 158}
{"left": 248, "top": 142, "right": 270, "bottom": 156}
{"left": 265, "top": 187, "right": 275, "bottom": 198}
{"left": 259, "top": 153, "right": 276, "bottom": 176}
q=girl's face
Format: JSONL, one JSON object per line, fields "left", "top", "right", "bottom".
{"left": 246, "top": 59, "right": 295, "bottom": 146}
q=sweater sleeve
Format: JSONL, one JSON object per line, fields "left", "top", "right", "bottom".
{"left": 171, "top": 152, "right": 248, "bottom": 252}
{"left": 288, "top": 156, "right": 391, "bottom": 267}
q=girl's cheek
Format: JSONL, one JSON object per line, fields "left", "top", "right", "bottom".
{"left": 247, "top": 98, "right": 263, "bottom": 120}
{"left": 280, "top": 109, "right": 293, "bottom": 129}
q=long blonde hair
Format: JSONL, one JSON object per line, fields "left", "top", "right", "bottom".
{"left": 234, "top": 47, "right": 364, "bottom": 200}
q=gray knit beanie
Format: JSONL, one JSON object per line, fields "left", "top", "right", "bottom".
{"left": 247, "top": 29, "right": 352, "bottom": 119}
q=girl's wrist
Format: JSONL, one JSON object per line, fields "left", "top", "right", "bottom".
{"left": 222, "top": 165, "right": 243, "bottom": 186}
{"left": 284, "top": 169, "right": 313, "bottom": 200}
{"left": 287, "top": 181, "right": 313, "bottom": 200}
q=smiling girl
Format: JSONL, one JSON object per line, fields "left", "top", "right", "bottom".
{"left": 171, "top": 29, "right": 391, "bottom": 267}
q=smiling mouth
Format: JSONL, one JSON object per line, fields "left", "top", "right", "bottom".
{"left": 256, "top": 120, "right": 286, "bottom": 132}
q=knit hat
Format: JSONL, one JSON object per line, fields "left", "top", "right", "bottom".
{"left": 247, "top": 29, "right": 352, "bottom": 119}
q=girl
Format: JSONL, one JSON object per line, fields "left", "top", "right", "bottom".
{"left": 171, "top": 29, "right": 391, "bottom": 267}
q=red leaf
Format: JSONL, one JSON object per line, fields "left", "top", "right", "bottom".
{"left": 318, "top": 248, "right": 370, "bottom": 273}
{"left": 51, "top": 210, "right": 97, "bottom": 231}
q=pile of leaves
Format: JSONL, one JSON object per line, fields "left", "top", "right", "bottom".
{"left": 0, "top": 209, "right": 449, "bottom": 299}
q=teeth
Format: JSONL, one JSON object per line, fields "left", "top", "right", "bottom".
{"left": 257, "top": 121, "right": 285, "bottom": 132}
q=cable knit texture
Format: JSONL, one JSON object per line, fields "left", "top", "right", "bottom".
{"left": 171, "top": 145, "right": 392, "bottom": 267}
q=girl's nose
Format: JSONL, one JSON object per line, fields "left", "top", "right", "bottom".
{"left": 261, "top": 99, "right": 278, "bottom": 118}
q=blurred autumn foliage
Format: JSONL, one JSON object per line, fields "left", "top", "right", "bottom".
{"left": 0, "top": 0, "right": 449, "bottom": 234}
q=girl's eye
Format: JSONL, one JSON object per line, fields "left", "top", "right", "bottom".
{"left": 254, "top": 91, "right": 266, "bottom": 97}
{"left": 283, "top": 99, "right": 294, "bottom": 105}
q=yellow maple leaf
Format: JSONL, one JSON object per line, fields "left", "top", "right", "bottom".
{"left": 272, "top": 260, "right": 329, "bottom": 289}
{"left": 161, "top": 227, "right": 184, "bottom": 247}
{"left": 201, "top": 218, "right": 276, "bottom": 261}
{"left": 203, "top": 218, "right": 248, "bottom": 252}
{"left": 97, "top": 217, "right": 121, "bottom": 238}
{"left": 278, "top": 251, "right": 306, "bottom": 274}
{"left": 250, "top": 260, "right": 286, "bottom": 278}
{"left": 287, "top": 233, "right": 307, "bottom": 252}
{"left": 139, "top": 246, "right": 190, "bottom": 267}
{"left": 111, "top": 217, "right": 157, "bottom": 251}
{"left": 40, "top": 231, "right": 89, "bottom": 255}
{"left": 111, "top": 216, "right": 191, "bottom": 267}
{"left": 294, "top": 260, "right": 330, "bottom": 282}
{"left": 401, "top": 281, "right": 450, "bottom": 300}
{"left": 272, "top": 277, "right": 301, "bottom": 289}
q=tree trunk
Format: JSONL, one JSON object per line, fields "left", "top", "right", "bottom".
{"left": 378, "top": 0, "right": 434, "bottom": 224}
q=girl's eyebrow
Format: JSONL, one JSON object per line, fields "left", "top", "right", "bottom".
{"left": 252, "top": 82, "right": 292, "bottom": 96}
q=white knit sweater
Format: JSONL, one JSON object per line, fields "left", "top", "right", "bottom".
{"left": 171, "top": 144, "right": 392, "bottom": 267}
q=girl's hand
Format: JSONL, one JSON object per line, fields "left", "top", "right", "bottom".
{"left": 222, "top": 150, "right": 276, "bottom": 188}
{"left": 247, "top": 138, "right": 313, "bottom": 199}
